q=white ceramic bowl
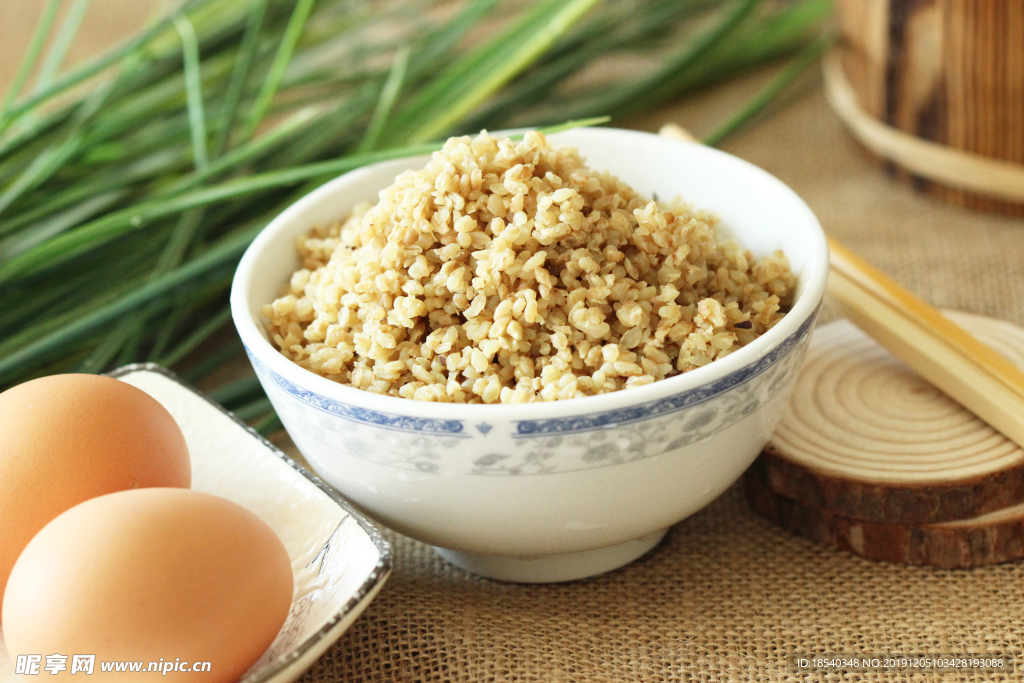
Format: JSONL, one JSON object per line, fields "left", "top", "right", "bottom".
{"left": 231, "top": 127, "right": 828, "bottom": 583}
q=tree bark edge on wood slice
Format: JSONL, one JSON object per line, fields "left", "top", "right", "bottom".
{"left": 745, "top": 461, "right": 1024, "bottom": 569}
{"left": 763, "top": 313, "right": 1024, "bottom": 525}
{"left": 759, "top": 444, "right": 1024, "bottom": 526}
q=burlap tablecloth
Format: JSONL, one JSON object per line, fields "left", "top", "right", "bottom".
{"left": 4, "top": 6, "right": 1024, "bottom": 681}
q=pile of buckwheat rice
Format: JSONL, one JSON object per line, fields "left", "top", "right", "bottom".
{"left": 262, "top": 131, "right": 795, "bottom": 403}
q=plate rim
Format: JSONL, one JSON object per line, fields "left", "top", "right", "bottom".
{"left": 106, "top": 363, "right": 393, "bottom": 683}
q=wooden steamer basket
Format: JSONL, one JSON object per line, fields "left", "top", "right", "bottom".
{"left": 829, "top": 0, "right": 1024, "bottom": 214}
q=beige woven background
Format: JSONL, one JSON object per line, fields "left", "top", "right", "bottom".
{"left": 4, "top": 5, "right": 1024, "bottom": 681}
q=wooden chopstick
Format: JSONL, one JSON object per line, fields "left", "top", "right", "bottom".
{"left": 827, "top": 239, "right": 1024, "bottom": 451}
{"left": 659, "top": 121, "right": 1024, "bottom": 451}
{"left": 828, "top": 238, "right": 1024, "bottom": 402}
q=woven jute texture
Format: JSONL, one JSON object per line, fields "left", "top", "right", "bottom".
{"left": 310, "top": 487, "right": 1024, "bottom": 682}
{"left": 293, "top": 82, "right": 1024, "bottom": 683}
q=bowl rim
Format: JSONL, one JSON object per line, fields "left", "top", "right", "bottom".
{"left": 230, "top": 126, "right": 829, "bottom": 420}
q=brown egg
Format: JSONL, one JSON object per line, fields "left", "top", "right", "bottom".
{"left": 3, "top": 488, "right": 294, "bottom": 682}
{"left": 0, "top": 374, "right": 190, "bottom": 595}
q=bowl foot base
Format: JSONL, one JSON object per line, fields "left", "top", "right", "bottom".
{"left": 433, "top": 528, "right": 668, "bottom": 583}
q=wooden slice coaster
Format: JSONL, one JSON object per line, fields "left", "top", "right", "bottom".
{"left": 760, "top": 311, "right": 1024, "bottom": 525}
{"left": 744, "top": 461, "right": 1024, "bottom": 568}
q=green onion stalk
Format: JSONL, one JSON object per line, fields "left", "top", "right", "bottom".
{"left": 0, "top": 0, "right": 831, "bottom": 433}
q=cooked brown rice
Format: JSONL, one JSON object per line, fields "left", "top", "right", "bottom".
{"left": 262, "top": 131, "right": 795, "bottom": 403}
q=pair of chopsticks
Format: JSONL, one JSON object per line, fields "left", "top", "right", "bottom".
{"left": 659, "top": 123, "right": 1024, "bottom": 452}
{"left": 827, "top": 242, "right": 1024, "bottom": 450}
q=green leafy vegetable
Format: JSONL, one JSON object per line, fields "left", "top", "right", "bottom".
{"left": 0, "top": 0, "right": 832, "bottom": 432}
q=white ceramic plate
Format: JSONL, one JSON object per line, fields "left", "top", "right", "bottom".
{"left": 0, "top": 364, "right": 391, "bottom": 683}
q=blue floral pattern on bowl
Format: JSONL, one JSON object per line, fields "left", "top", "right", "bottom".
{"left": 514, "top": 312, "right": 815, "bottom": 435}
{"left": 247, "top": 308, "right": 817, "bottom": 476}
{"left": 246, "top": 353, "right": 465, "bottom": 436}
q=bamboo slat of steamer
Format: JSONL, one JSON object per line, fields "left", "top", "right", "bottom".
{"left": 834, "top": 0, "right": 1024, "bottom": 214}
{"left": 760, "top": 314, "right": 1024, "bottom": 526}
